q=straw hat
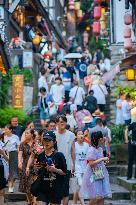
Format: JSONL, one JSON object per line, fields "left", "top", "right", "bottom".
{"left": 82, "top": 116, "right": 93, "bottom": 124}
{"left": 92, "top": 109, "right": 104, "bottom": 117}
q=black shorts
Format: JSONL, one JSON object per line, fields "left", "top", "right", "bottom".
{"left": 36, "top": 180, "right": 64, "bottom": 204}
{"left": 62, "top": 170, "right": 71, "bottom": 197}
{"left": 37, "top": 190, "right": 62, "bottom": 204}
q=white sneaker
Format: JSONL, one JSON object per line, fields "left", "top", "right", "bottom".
{"left": 8, "top": 187, "right": 14, "bottom": 193}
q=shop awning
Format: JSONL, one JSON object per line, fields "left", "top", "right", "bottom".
{"left": 121, "top": 54, "right": 136, "bottom": 67}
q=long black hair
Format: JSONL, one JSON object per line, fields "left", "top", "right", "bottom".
{"left": 91, "top": 131, "right": 103, "bottom": 148}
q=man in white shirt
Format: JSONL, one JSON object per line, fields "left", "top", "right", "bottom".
{"left": 50, "top": 77, "right": 65, "bottom": 106}
{"left": 38, "top": 69, "right": 49, "bottom": 93}
{"left": 69, "top": 81, "right": 85, "bottom": 106}
{"left": 91, "top": 81, "right": 108, "bottom": 112}
{"left": 55, "top": 115, "right": 75, "bottom": 205}
{"left": 122, "top": 94, "right": 131, "bottom": 126}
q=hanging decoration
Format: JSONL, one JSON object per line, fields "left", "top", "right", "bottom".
{"left": 94, "top": 6, "right": 101, "bottom": 20}
{"left": 124, "top": 38, "right": 132, "bottom": 50}
{"left": 77, "top": 9, "right": 83, "bottom": 21}
{"left": 124, "top": 13, "right": 132, "bottom": 25}
{"left": 94, "top": 0, "right": 102, "bottom": 4}
{"left": 74, "top": 1, "right": 80, "bottom": 10}
{"left": 32, "top": 35, "right": 41, "bottom": 45}
{"left": 93, "top": 21, "right": 101, "bottom": 36}
{"left": 124, "top": 26, "right": 131, "bottom": 38}
{"left": 124, "top": 12, "right": 133, "bottom": 50}
{"left": 69, "top": 0, "right": 75, "bottom": 10}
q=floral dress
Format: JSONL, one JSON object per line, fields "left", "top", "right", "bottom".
{"left": 79, "top": 146, "right": 112, "bottom": 200}
{"left": 18, "top": 143, "right": 33, "bottom": 196}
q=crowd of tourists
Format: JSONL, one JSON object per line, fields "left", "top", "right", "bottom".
{"left": 0, "top": 48, "right": 113, "bottom": 205}
{"left": 0, "top": 115, "right": 112, "bottom": 205}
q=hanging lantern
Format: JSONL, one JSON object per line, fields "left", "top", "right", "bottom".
{"left": 77, "top": 9, "right": 83, "bottom": 18}
{"left": 86, "top": 26, "right": 91, "bottom": 31}
{"left": 101, "top": 14, "right": 106, "bottom": 21}
{"left": 94, "top": 6, "right": 101, "bottom": 20}
{"left": 100, "top": 20, "right": 106, "bottom": 30}
{"left": 124, "top": 38, "right": 132, "bottom": 50}
{"left": 74, "top": 2, "right": 80, "bottom": 10}
{"left": 93, "top": 21, "right": 101, "bottom": 36}
{"left": 94, "top": 0, "right": 102, "bottom": 4}
{"left": 126, "top": 68, "right": 135, "bottom": 81}
{"left": 124, "top": 13, "right": 132, "bottom": 25}
{"left": 83, "top": 31, "right": 89, "bottom": 44}
{"left": 101, "top": 8, "right": 105, "bottom": 15}
{"left": 32, "top": 35, "right": 41, "bottom": 45}
{"left": 124, "top": 27, "right": 131, "bottom": 38}
{"left": 44, "top": 51, "right": 52, "bottom": 59}
{"left": 69, "top": 0, "right": 75, "bottom": 10}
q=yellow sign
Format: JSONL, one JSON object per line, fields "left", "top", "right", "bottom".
{"left": 12, "top": 75, "right": 24, "bottom": 108}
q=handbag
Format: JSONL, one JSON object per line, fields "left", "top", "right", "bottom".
{"left": 49, "top": 104, "right": 57, "bottom": 116}
{"left": 92, "top": 166, "right": 104, "bottom": 181}
{"left": 69, "top": 174, "right": 78, "bottom": 194}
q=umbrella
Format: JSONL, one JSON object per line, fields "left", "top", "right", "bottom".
{"left": 64, "top": 53, "right": 82, "bottom": 59}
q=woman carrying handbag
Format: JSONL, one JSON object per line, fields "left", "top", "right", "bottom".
{"left": 79, "top": 131, "right": 111, "bottom": 205}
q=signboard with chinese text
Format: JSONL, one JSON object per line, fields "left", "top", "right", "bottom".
{"left": 23, "top": 51, "right": 33, "bottom": 68}
{"left": 12, "top": 75, "right": 24, "bottom": 108}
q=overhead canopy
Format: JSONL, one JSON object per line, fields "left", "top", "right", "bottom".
{"left": 121, "top": 54, "right": 136, "bottom": 68}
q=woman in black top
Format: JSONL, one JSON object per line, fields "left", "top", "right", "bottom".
{"left": 26, "top": 131, "right": 67, "bottom": 205}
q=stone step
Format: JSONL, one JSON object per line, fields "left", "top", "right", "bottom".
{"left": 111, "top": 184, "right": 131, "bottom": 200}
{"left": 117, "top": 177, "right": 136, "bottom": 192}
{"left": 105, "top": 199, "right": 136, "bottom": 205}
{"left": 107, "top": 165, "right": 128, "bottom": 176}
{"left": 4, "top": 181, "right": 131, "bottom": 202}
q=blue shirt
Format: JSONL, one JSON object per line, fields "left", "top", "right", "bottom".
{"left": 77, "top": 62, "right": 87, "bottom": 79}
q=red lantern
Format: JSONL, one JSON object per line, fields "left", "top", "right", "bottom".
{"left": 94, "top": 6, "right": 101, "bottom": 20}
{"left": 44, "top": 51, "right": 52, "bottom": 59}
{"left": 124, "top": 38, "right": 132, "bottom": 50}
{"left": 124, "top": 27, "right": 131, "bottom": 38}
{"left": 124, "top": 14, "right": 132, "bottom": 25}
{"left": 93, "top": 21, "right": 101, "bottom": 36}
{"left": 94, "top": 0, "right": 102, "bottom": 4}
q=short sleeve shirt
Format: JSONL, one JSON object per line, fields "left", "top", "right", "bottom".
{"left": 4, "top": 134, "right": 20, "bottom": 152}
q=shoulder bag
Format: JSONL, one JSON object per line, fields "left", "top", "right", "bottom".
{"left": 92, "top": 166, "right": 104, "bottom": 181}
{"left": 72, "top": 87, "right": 79, "bottom": 104}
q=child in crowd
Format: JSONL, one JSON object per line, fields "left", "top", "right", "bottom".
{"left": 73, "top": 130, "right": 89, "bottom": 205}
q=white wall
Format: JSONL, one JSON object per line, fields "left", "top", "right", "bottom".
{"left": 112, "top": 0, "right": 135, "bottom": 43}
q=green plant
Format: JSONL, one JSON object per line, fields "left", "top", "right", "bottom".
{"left": 111, "top": 125, "right": 125, "bottom": 144}
{"left": 0, "top": 107, "right": 32, "bottom": 127}
{"left": 8, "top": 66, "right": 33, "bottom": 83}
{"left": 117, "top": 86, "right": 136, "bottom": 100}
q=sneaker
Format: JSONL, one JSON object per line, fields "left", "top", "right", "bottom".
{"left": 8, "top": 187, "right": 14, "bottom": 193}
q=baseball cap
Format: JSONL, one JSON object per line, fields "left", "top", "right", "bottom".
{"left": 43, "top": 131, "right": 56, "bottom": 141}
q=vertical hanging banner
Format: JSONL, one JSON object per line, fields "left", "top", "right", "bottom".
{"left": 12, "top": 75, "right": 24, "bottom": 108}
